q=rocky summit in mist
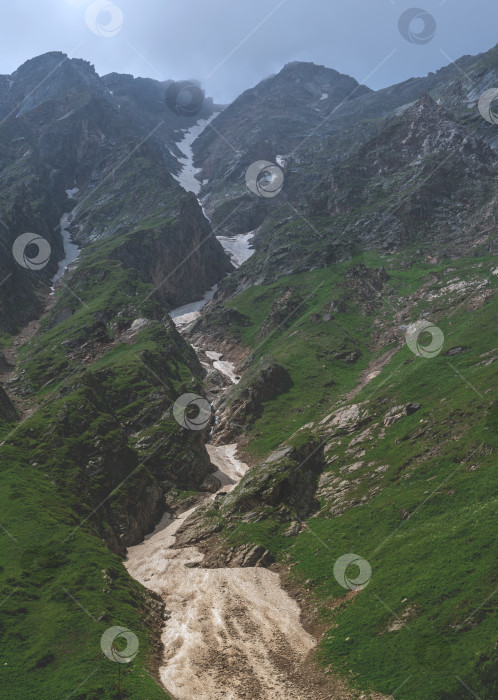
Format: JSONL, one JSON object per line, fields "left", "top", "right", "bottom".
{"left": 0, "top": 42, "right": 497, "bottom": 700}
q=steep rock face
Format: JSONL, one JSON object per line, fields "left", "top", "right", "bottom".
{"left": 322, "top": 95, "right": 495, "bottom": 225}
{"left": 0, "top": 114, "right": 67, "bottom": 332}
{"left": 198, "top": 93, "right": 497, "bottom": 299}
{"left": 213, "top": 357, "right": 293, "bottom": 443}
{"left": 0, "top": 384, "right": 17, "bottom": 426}
{"left": 193, "top": 61, "right": 371, "bottom": 233}
{"left": 108, "top": 193, "right": 232, "bottom": 308}
{"left": 221, "top": 441, "right": 324, "bottom": 520}
{"left": 0, "top": 53, "right": 231, "bottom": 335}
{"left": 194, "top": 60, "right": 371, "bottom": 183}
{"left": 5, "top": 52, "right": 106, "bottom": 118}
{"left": 190, "top": 47, "right": 498, "bottom": 268}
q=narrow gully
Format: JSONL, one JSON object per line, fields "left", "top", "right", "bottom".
{"left": 123, "top": 118, "right": 319, "bottom": 699}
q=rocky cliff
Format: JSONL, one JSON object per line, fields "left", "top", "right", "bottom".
{"left": 0, "top": 52, "right": 231, "bottom": 335}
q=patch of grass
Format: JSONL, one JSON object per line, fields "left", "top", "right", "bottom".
{"left": 215, "top": 253, "right": 498, "bottom": 698}
{"left": 0, "top": 444, "right": 170, "bottom": 698}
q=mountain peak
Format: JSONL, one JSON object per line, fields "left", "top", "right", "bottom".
{"left": 12, "top": 51, "right": 71, "bottom": 80}
{"left": 279, "top": 59, "right": 357, "bottom": 80}
{"left": 7, "top": 52, "right": 104, "bottom": 118}
{"left": 11, "top": 51, "right": 99, "bottom": 86}
{"left": 274, "top": 59, "right": 372, "bottom": 97}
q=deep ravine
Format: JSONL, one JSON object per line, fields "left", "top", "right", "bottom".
{"left": 123, "top": 120, "right": 322, "bottom": 699}
{"left": 50, "top": 207, "right": 80, "bottom": 291}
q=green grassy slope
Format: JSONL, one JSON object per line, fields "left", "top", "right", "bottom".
{"left": 0, "top": 451, "right": 170, "bottom": 699}
{"left": 0, "top": 225, "right": 216, "bottom": 697}
{"left": 202, "top": 251, "right": 498, "bottom": 699}
{"left": 0, "top": 372, "right": 174, "bottom": 698}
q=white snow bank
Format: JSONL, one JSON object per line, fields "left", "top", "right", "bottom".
{"left": 171, "top": 113, "right": 220, "bottom": 195}
{"left": 50, "top": 212, "right": 80, "bottom": 291}
{"left": 170, "top": 283, "right": 218, "bottom": 328}
{"left": 216, "top": 231, "right": 255, "bottom": 268}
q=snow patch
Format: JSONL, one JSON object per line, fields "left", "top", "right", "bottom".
{"left": 170, "top": 283, "right": 218, "bottom": 329}
{"left": 216, "top": 231, "right": 255, "bottom": 268}
{"left": 125, "top": 444, "right": 315, "bottom": 698}
{"left": 50, "top": 212, "right": 80, "bottom": 291}
{"left": 205, "top": 350, "right": 240, "bottom": 383}
{"left": 171, "top": 113, "right": 220, "bottom": 195}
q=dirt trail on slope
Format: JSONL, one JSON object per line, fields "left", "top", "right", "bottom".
{"left": 124, "top": 444, "right": 333, "bottom": 700}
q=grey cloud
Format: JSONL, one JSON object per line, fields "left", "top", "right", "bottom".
{"left": 1, "top": 0, "right": 498, "bottom": 103}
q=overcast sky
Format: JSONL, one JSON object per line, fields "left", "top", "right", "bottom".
{"left": 2, "top": 0, "right": 498, "bottom": 103}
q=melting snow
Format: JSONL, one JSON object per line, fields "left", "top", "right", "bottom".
{"left": 169, "top": 113, "right": 257, "bottom": 332}
{"left": 170, "top": 283, "right": 218, "bottom": 329}
{"left": 171, "top": 113, "right": 220, "bottom": 195}
{"left": 125, "top": 442, "right": 314, "bottom": 699}
{"left": 205, "top": 350, "right": 240, "bottom": 383}
{"left": 50, "top": 212, "right": 80, "bottom": 291}
{"left": 216, "top": 231, "right": 255, "bottom": 268}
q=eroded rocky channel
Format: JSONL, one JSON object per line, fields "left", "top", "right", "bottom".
{"left": 125, "top": 442, "right": 317, "bottom": 700}
{"left": 122, "top": 118, "right": 327, "bottom": 699}
{"left": 125, "top": 244, "right": 321, "bottom": 697}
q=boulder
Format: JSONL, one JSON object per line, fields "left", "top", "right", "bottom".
{"left": 221, "top": 440, "right": 324, "bottom": 520}
{"left": 213, "top": 356, "right": 293, "bottom": 442}
{"left": 320, "top": 402, "right": 371, "bottom": 435}
{"left": 384, "top": 402, "right": 421, "bottom": 427}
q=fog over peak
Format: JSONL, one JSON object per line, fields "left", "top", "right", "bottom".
{"left": 1, "top": 0, "right": 497, "bottom": 103}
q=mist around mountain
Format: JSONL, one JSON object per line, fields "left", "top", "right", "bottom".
{"left": 0, "top": 43, "right": 497, "bottom": 699}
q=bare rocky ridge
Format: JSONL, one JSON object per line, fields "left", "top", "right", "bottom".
{"left": 193, "top": 46, "right": 498, "bottom": 236}
{"left": 0, "top": 52, "right": 231, "bottom": 335}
